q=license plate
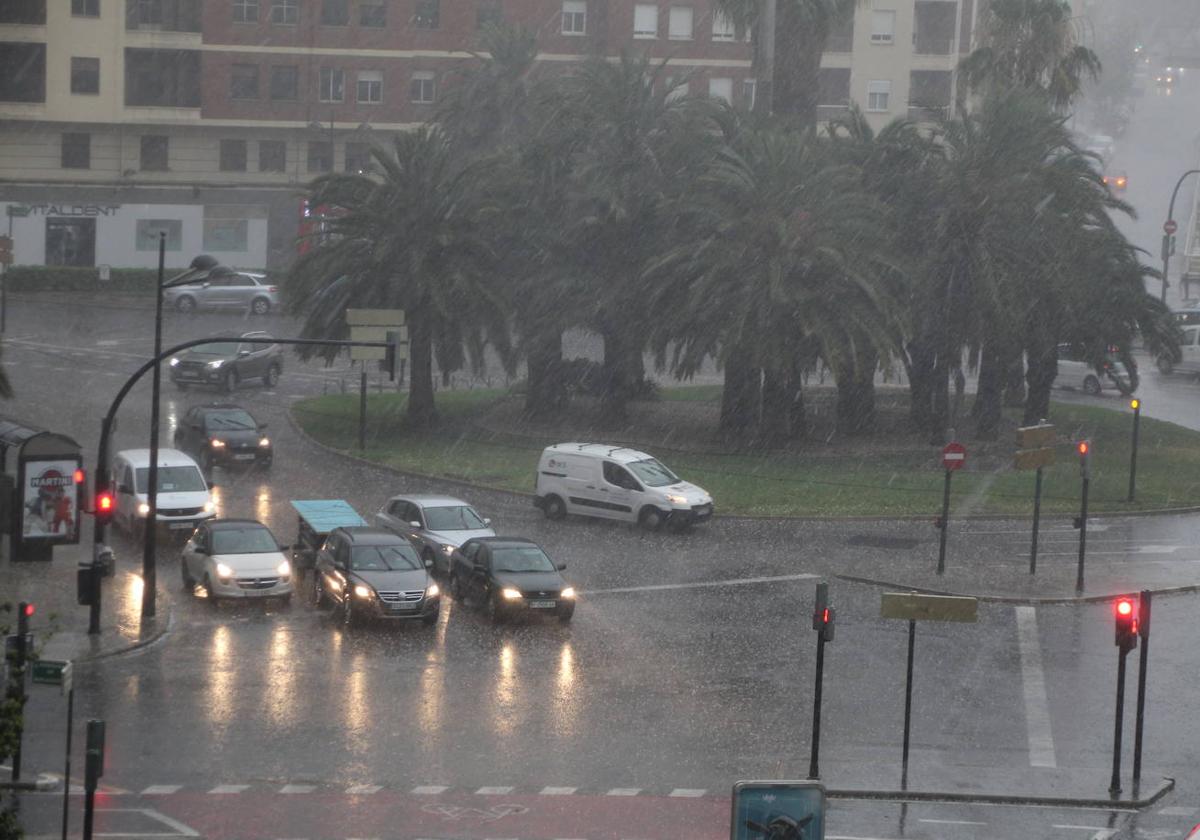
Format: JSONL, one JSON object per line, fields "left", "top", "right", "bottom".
{"left": 529, "top": 600, "right": 556, "bottom": 609}
{"left": 168, "top": 522, "right": 194, "bottom": 530}
{"left": 695, "top": 505, "right": 712, "bottom": 516}
{"left": 392, "top": 602, "right": 418, "bottom": 611}
{"left": 233, "top": 453, "right": 255, "bottom": 460}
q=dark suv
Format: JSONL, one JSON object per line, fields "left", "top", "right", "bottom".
{"left": 312, "top": 527, "right": 440, "bottom": 627}
{"left": 169, "top": 331, "right": 284, "bottom": 392}
{"left": 174, "top": 404, "right": 272, "bottom": 473}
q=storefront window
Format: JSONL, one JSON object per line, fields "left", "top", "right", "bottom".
{"left": 135, "top": 218, "right": 182, "bottom": 251}
{"left": 45, "top": 218, "right": 96, "bottom": 266}
{"left": 203, "top": 218, "right": 249, "bottom": 252}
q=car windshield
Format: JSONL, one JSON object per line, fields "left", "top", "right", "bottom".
{"left": 350, "top": 543, "right": 421, "bottom": 571}
{"left": 193, "top": 342, "right": 239, "bottom": 356}
{"left": 423, "top": 505, "right": 487, "bottom": 531}
{"left": 135, "top": 466, "right": 207, "bottom": 493}
{"left": 491, "top": 546, "right": 556, "bottom": 573}
{"left": 204, "top": 410, "right": 257, "bottom": 431}
{"left": 626, "top": 458, "right": 680, "bottom": 487}
{"left": 211, "top": 526, "right": 278, "bottom": 555}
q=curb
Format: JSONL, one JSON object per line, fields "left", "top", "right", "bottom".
{"left": 834, "top": 573, "right": 1200, "bottom": 605}
{"left": 0, "top": 773, "right": 58, "bottom": 792}
{"left": 824, "top": 776, "right": 1174, "bottom": 810}
{"left": 85, "top": 595, "right": 174, "bottom": 661}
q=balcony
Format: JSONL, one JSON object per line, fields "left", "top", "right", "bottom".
{"left": 912, "top": 35, "right": 954, "bottom": 56}
{"left": 125, "top": 0, "right": 200, "bottom": 33}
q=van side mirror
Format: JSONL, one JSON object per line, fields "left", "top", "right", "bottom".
{"left": 423, "top": 556, "right": 433, "bottom": 569}
{"left": 238, "top": 349, "right": 251, "bottom": 358}
{"left": 483, "top": 518, "right": 492, "bottom": 527}
{"left": 118, "top": 483, "right": 132, "bottom": 495}
{"left": 409, "top": 520, "right": 421, "bottom": 528}
{"left": 259, "top": 423, "right": 268, "bottom": 431}
{"left": 557, "top": 563, "right": 567, "bottom": 571}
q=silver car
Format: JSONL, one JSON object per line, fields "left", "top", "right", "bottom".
{"left": 162, "top": 267, "right": 280, "bottom": 316}
{"left": 375, "top": 495, "right": 495, "bottom": 576}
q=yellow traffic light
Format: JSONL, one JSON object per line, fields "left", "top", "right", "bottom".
{"left": 1130, "top": 398, "right": 1140, "bottom": 410}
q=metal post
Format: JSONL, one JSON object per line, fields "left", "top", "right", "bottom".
{"left": 1127, "top": 404, "right": 1140, "bottom": 503}
{"left": 901, "top": 619, "right": 916, "bottom": 790}
{"left": 1110, "top": 646, "right": 1129, "bottom": 794}
{"left": 808, "top": 632, "right": 826, "bottom": 779}
{"left": 937, "top": 470, "right": 951, "bottom": 575}
{"left": 2, "top": 208, "right": 11, "bottom": 334}
{"left": 141, "top": 234, "right": 166, "bottom": 620}
{"left": 1133, "top": 589, "right": 1152, "bottom": 784}
{"left": 1076, "top": 476, "right": 1089, "bottom": 593}
{"left": 61, "top": 685, "right": 74, "bottom": 840}
{"left": 1029, "top": 466, "right": 1044, "bottom": 574}
{"left": 90, "top": 413, "right": 113, "bottom": 635}
{"left": 358, "top": 368, "right": 368, "bottom": 451}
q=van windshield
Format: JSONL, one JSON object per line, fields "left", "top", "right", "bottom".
{"left": 627, "top": 458, "right": 680, "bottom": 487}
{"left": 135, "top": 466, "right": 207, "bottom": 493}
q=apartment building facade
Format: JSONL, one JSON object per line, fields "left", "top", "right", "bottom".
{"left": 0, "top": 0, "right": 982, "bottom": 270}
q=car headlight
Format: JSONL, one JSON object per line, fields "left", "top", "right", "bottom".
{"left": 210, "top": 438, "right": 225, "bottom": 448}
{"left": 137, "top": 502, "right": 151, "bottom": 516}
{"left": 258, "top": 437, "right": 270, "bottom": 448}
{"left": 276, "top": 559, "right": 291, "bottom": 576}
{"left": 665, "top": 494, "right": 688, "bottom": 505}
{"left": 169, "top": 357, "right": 180, "bottom": 367}
{"left": 203, "top": 500, "right": 215, "bottom": 513}
{"left": 440, "top": 544, "right": 454, "bottom": 555}
{"left": 207, "top": 360, "right": 224, "bottom": 369}
{"left": 560, "top": 586, "right": 576, "bottom": 599}
{"left": 426, "top": 583, "right": 440, "bottom": 598}
{"left": 354, "top": 584, "right": 373, "bottom": 599}
{"left": 216, "top": 562, "right": 233, "bottom": 580}
{"left": 501, "top": 587, "right": 523, "bottom": 601}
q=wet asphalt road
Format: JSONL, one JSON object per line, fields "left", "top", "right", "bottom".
{"left": 4, "top": 297, "right": 1200, "bottom": 839}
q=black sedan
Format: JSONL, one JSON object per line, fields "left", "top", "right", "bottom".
{"left": 173, "top": 404, "right": 271, "bottom": 473}
{"left": 448, "top": 537, "right": 575, "bottom": 624}
{"left": 312, "top": 527, "right": 440, "bottom": 627}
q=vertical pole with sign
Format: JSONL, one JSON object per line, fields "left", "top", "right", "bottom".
{"left": 808, "top": 582, "right": 834, "bottom": 780}
{"left": 1128, "top": 400, "right": 1141, "bottom": 503}
{"left": 1077, "top": 441, "right": 1091, "bottom": 593}
{"left": 1132, "top": 589, "right": 1152, "bottom": 785}
{"left": 937, "top": 439, "right": 965, "bottom": 576}
{"left": 1030, "top": 466, "right": 1044, "bottom": 574}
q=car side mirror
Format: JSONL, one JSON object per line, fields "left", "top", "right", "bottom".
{"left": 194, "top": 545, "right": 208, "bottom": 555}
{"left": 238, "top": 349, "right": 251, "bottom": 357}
{"left": 483, "top": 518, "right": 492, "bottom": 527}
{"left": 118, "top": 484, "right": 132, "bottom": 495}
{"left": 423, "top": 556, "right": 433, "bottom": 569}
{"left": 189, "top": 422, "right": 201, "bottom": 430}
{"left": 258, "top": 423, "right": 268, "bottom": 430}
{"left": 206, "top": 478, "right": 217, "bottom": 489}
{"left": 278, "top": 542, "right": 290, "bottom": 552}
{"left": 557, "top": 563, "right": 567, "bottom": 571}
{"left": 473, "top": 561, "right": 485, "bottom": 572}
{"left": 333, "top": 558, "right": 347, "bottom": 571}
{"left": 409, "top": 520, "right": 421, "bottom": 528}
{"left": 200, "top": 282, "right": 211, "bottom": 289}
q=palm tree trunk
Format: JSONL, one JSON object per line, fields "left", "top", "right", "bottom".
{"left": 1023, "top": 339, "right": 1057, "bottom": 425}
{"left": 835, "top": 349, "right": 878, "bottom": 436}
{"left": 524, "top": 330, "right": 567, "bottom": 417}
{"left": 598, "top": 325, "right": 631, "bottom": 427}
{"left": 760, "top": 364, "right": 790, "bottom": 446}
{"left": 1003, "top": 354, "right": 1027, "bottom": 407}
{"left": 720, "top": 341, "right": 760, "bottom": 441}
{"left": 788, "top": 350, "right": 808, "bottom": 439}
{"left": 973, "top": 344, "right": 1004, "bottom": 440}
{"left": 906, "top": 338, "right": 936, "bottom": 431}
{"left": 772, "top": 1, "right": 826, "bottom": 125}
{"left": 930, "top": 350, "right": 950, "bottom": 444}
{"left": 406, "top": 312, "right": 437, "bottom": 430}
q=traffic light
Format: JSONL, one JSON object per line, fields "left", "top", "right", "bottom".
{"left": 16, "top": 601, "right": 34, "bottom": 667}
{"left": 94, "top": 489, "right": 115, "bottom": 524}
{"left": 812, "top": 583, "right": 835, "bottom": 642}
{"left": 1130, "top": 399, "right": 1140, "bottom": 411}
{"left": 1078, "top": 440, "right": 1092, "bottom": 480}
{"left": 1114, "top": 596, "right": 1138, "bottom": 652}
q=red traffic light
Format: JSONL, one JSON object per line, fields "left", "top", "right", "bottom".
{"left": 21, "top": 603, "right": 35, "bottom": 618}
{"left": 73, "top": 468, "right": 85, "bottom": 484}
{"left": 1078, "top": 441, "right": 1090, "bottom": 456}
{"left": 822, "top": 607, "right": 830, "bottom": 624}
{"left": 1116, "top": 598, "right": 1133, "bottom": 616}
{"left": 97, "top": 493, "right": 113, "bottom": 512}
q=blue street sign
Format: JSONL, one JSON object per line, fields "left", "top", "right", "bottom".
{"left": 731, "top": 781, "right": 825, "bottom": 840}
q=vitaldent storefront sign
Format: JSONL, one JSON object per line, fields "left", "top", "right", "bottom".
{"left": 24, "top": 204, "right": 121, "bottom": 217}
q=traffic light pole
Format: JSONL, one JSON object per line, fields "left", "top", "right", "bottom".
{"left": 1110, "top": 644, "right": 1130, "bottom": 794}
{"left": 808, "top": 630, "right": 826, "bottom": 779}
{"left": 1133, "top": 590, "right": 1152, "bottom": 785}
{"left": 1163, "top": 170, "right": 1200, "bottom": 304}
{"left": 1127, "top": 402, "right": 1141, "bottom": 503}
{"left": 901, "top": 619, "right": 916, "bottom": 790}
{"left": 142, "top": 235, "right": 166, "bottom": 621}
{"left": 1029, "top": 465, "right": 1044, "bottom": 575}
{"left": 936, "top": 470, "right": 951, "bottom": 575}
{"left": 1076, "top": 476, "right": 1089, "bottom": 593}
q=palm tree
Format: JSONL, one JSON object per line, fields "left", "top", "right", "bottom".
{"left": 959, "top": 0, "right": 1101, "bottom": 110}
{"left": 285, "top": 126, "right": 509, "bottom": 430}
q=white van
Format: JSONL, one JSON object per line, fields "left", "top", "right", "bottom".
{"left": 112, "top": 448, "right": 215, "bottom": 537}
{"left": 534, "top": 443, "right": 713, "bottom": 529}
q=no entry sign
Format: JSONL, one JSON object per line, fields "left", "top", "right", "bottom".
{"left": 942, "top": 441, "right": 966, "bottom": 471}
{"left": 1164, "top": 219, "right": 1178, "bottom": 235}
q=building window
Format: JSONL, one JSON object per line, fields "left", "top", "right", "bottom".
{"left": 269, "top": 65, "right": 299, "bottom": 99}
{"left": 413, "top": 0, "right": 438, "bottom": 28}
{"left": 711, "top": 10, "right": 734, "bottom": 40}
{"left": 866, "top": 79, "right": 891, "bottom": 111}
{"left": 133, "top": 0, "right": 163, "bottom": 25}
{"left": 319, "top": 67, "right": 344, "bottom": 102}
{"left": 477, "top": 0, "right": 501, "bottom": 28}
{"left": 321, "top": 0, "right": 348, "bottom": 25}
{"left": 203, "top": 218, "right": 249, "bottom": 252}
{"left": 357, "top": 70, "right": 382, "bottom": 103}
{"left": 230, "top": 63, "right": 259, "bottom": 99}
{"left": 308, "top": 141, "right": 333, "bottom": 172}
{"left": 72, "top": 0, "right": 100, "bottom": 17}
{"left": 135, "top": 219, "right": 183, "bottom": 251}
{"left": 360, "top": 0, "right": 386, "bottom": 26}
{"left": 61, "top": 133, "right": 91, "bottom": 169}
{"left": 46, "top": 219, "right": 96, "bottom": 267}
{"left": 220, "top": 139, "right": 248, "bottom": 171}
{"left": 71, "top": 57, "right": 100, "bottom": 94}
{"left": 233, "top": 0, "right": 258, "bottom": 22}
{"left": 708, "top": 77, "right": 732, "bottom": 103}
{"left": 259, "top": 139, "right": 286, "bottom": 171}
{"left": 0, "top": 0, "right": 45, "bottom": 24}
{"left": 742, "top": 78, "right": 756, "bottom": 109}
{"left": 140, "top": 135, "right": 169, "bottom": 170}
{"left": 270, "top": 0, "right": 299, "bottom": 24}
{"left": 345, "top": 141, "right": 371, "bottom": 172}
{"left": 410, "top": 70, "right": 435, "bottom": 103}
{"left": 668, "top": 6, "right": 691, "bottom": 40}
{"left": 125, "top": 47, "right": 201, "bottom": 107}
{"left": 870, "top": 10, "right": 895, "bottom": 43}
{"left": 633, "top": 4, "right": 657, "bottom": 38}
{"left": 0, "top": 43, "right": 46, "bottom": 103}
{"left": 561, "top": 0, "right": 585, "bottom": 34}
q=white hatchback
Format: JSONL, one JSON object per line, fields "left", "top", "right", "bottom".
{"left": 1055, "top": 344, "right": 1133, "bottom": 395}
{"left": 180, "top": 519, "right": 293, "bottom": 603}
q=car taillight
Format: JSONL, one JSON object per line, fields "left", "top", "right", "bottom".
{"left": 268, "top": 286, "right": 279, "bottom": 292}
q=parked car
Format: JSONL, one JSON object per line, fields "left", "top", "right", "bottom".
{"left": 174, "top": 404, "right": 271, "bottom": 473}
{"left": 162, "top": 267, "right": 280, "bottom": 315}
{"left": 311, "top": 527, "right": 440, "bottom": 627}
{"left": 375, "top": 495, "right": 495, "bottom": 575}
{"left": 534, "top": 443, "right": 713, "bottom": 530}
{"left": 180, "top": 518, "right": 292, "bottom": 604}
{"left": 1055, "top": 344, "right": 1134, "bottom": 395}
{"left": 1102, "top": 171, "right": 1128, "bottom": 191}
{"left": 111, "top": 448, "right": 215, "bottom": 539}
{"left": 169, "top": 331, "right": 283, "bottom": 392}
{"left": 448, "top": 537, "right": 575, "bottom": 624}
{"left": 1156, "top": 324, "right": 1200, "bottom": 376}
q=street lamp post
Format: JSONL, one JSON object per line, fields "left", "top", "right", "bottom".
{"left": 1162, "top": 169, "right": 1200, "bottom": 304}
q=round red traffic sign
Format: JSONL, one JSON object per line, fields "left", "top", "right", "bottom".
{"left": 1165, "top": 219, "right": 1178, "bottom": 235}
{"left": 942, "top": 441, "right": 967, "bottom": 471}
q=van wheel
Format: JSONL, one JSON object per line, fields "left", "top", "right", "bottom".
{"left": 1157, "top": 355, "right": 1175, "bottom": 375}
{"left": 251, "top": 297, "right": 271, "bottom": 316}
{"left": 638, "top": 506, "right": 665, "bottom": 531}
{"left": 175, "top": 295, "right": 196, "bottom": 313}
{"left": 543, "top": 495, "right": 566, "bottom": 521}
{"left": 1083, "top": 375, "right": 1102, "bottom": 396}
{"left": 181, "top": 560, "right": 194, "bottom": 591}
{"left": 263, "top": 364, "right": 280, "bottom": 387}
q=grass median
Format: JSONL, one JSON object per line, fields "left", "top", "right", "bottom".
{"left": 291, "top": 386, "right": 1200, "bottom": 517}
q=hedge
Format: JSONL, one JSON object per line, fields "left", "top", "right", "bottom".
{"left": 3, "top": 266, "right": 273, "bottom": 294}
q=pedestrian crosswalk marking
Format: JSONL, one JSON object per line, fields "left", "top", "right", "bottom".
{"left": 141, "top": 785, "right": 182, "bottom": 795}
{"left": 208, "top": 785, "right": 248, "bottom": 794}
{"left": 1158, "top": 806, "right": 1198, "bottom": 816}
{"left": 540, "top": 786, "right": 577, "bottom": 795}
{"left": 475, "top": 786, "right": 514, "bottom": 795}
{"left": 346, "top": 784, "right": 382, "bottom": 795}
{"left": 411, "top": 785, "right": 449, "bottom": 795}
{"left": 280, "top": 784, "right": 315, "bottom": 794}
{"left": 668, "top": 788, "right": 706, "bottom": 797}
{"left": 606, "top": 788, "right": 641, "bottom": 796}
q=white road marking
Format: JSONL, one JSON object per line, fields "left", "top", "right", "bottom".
{"left": 668, "top": 788, "right": 706, "bottom": 797}
{"left": 94, "top": 807, "right": 199, "bottom": 837}
{"left": 279, "top": 784, "right": 315, "bottom": 794}
{"left": 475, "top": 786, "right": 514, "bottom": 795}
{"left": 918, "top": 818, "right": 988, "bottom": 825}
{"left": 970, "top": 525, "right": 1112, "bottom": 535}
{"left": 606, "top": 788, "right": 642, "bottom": 796}
{"left": 1029, "top": 546, "right": 1182, "bottom": 557}
{"left": 1016, "top": 605, "right": 1058, "bottom": 768}
{"left": 539, "top": 786, "right": 577, "bottom": 795}
{"left": 206, "top": 785, "right": 247, "bottom": 794}
{"left": 346, "top": 784, "right": 382, "bottom": 795}
{"left": 139, "top": 786, "right": 181, "bottom": 795}
{"left": 1159, "top": 806, "right": 1198, "bottom": 816}
{"left": 584, "top": 573, "right": 817, "bottom": 596}
{"left": 1052, "top": 825, "right": 1112, "bottom": 832}
{"left": 410, "top": 786, "right": 449, "bottom": 795}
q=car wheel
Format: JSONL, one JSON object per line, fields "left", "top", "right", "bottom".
{"left": 175, "top": 295, "right": 196, "bottom": 313}
{"left": 1157, "top": 355, "right": 1174, "bottom": 375}
{"left": 638, "top": 506, "right": 664, "bottom": 531}
{"left": 559, "top": 609, "right": 574, "bottom": 624}
{"left": 263, "top": 364, "right": 280, "bottom": 388}
{"left": 341, "top": 594, "right": 355, "bottom": 627}
{"left": 222, "top": 368, "right": 238, "bottom": 393}
{"left": 181, "top": 559, "right": 194, "bottom": 591}
{"left": 543, "top": 494, "right": 566, "bottom": 521}
{"left": 486, "top": 593, "right": 505, "bottom": 624}
{"left": 422, "top": 610, "right": 439, "bottom": 626}
{"left": 251, "top": 297, "right": 271, "bottom": 316}
{"left": 1083, "top": 375, "right": 1102, "bottom": 396}
{"left": 203, "top": 575, "right": 218, "bottom": 605}
{"left": 449, "top": 573, "right": 463, "bottom": 600}
{"left": 311, "top": 575, "right": 325, "bottom": 608}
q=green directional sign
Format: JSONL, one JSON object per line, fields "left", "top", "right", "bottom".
{"left": 32, "top": 659, "right": 72, "bottom": 693}
{"left": 5, "top": 205, "right": 31, "bottom": 218}
{"left": 880, "top": 592, "right": 978, "bottom": 623}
